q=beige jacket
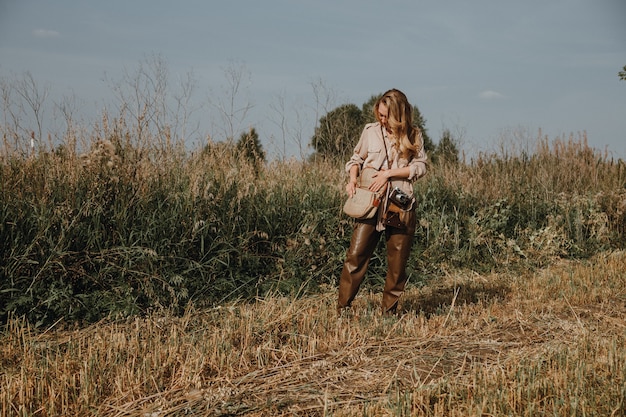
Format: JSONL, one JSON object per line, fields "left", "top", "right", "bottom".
{"left": 345, "top": 122, "right": 428, "bottom": 231}
{"left": 345, "top": 122, "right": 427, "bottom": 195}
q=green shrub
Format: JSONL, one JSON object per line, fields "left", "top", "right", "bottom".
{"left": 1, "top": 130, "right": 624, "bottom": 326}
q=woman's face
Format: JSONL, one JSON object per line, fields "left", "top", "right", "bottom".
{"left": 378, "top": 102, "right": 389, "bottom": 131}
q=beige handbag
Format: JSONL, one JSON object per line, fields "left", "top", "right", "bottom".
{"left": 343, "top": 126, "right": 392, "bottom": 220}
{"left": 342, "top": 167, "right": 381, "bottom": 219}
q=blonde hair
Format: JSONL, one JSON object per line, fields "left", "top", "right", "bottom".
{"left": 374, "top": 89, "right": 422, "bottom": 159}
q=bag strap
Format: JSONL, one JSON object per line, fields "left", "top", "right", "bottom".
{"left": 380, "top": 126, "right": 393, "bottom": 207}
{"left": 380, "top": 126, "right": 391, "bottom": 170}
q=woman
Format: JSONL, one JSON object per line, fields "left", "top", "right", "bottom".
{"left": 338, "top": 89, "right": 428, "bottom": 315}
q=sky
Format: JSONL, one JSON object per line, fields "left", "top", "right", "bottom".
{"left": 0, "top": 0, "right": 625, "bottom": 160}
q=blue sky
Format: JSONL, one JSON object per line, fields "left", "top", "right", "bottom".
{"left": 1, "top": 0, "right": 625, "bottom": 159}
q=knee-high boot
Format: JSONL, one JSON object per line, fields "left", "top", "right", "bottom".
{"left": 337, "top": 221, "right": 381, "bottom": 310}
{"left": 381, "top": 231, "right": 414, "bottom": 313}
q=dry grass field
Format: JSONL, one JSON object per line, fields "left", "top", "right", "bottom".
{"left": 2, "top": 250, "right": 624, "bottom": 416}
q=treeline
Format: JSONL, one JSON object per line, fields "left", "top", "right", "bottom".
{"left": 1, "top": 118, "right": 625, "bottom": 326}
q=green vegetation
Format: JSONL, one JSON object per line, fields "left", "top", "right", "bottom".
{"left": 1, "top": 117, "right": 625, "bottom": 328}
{"left": 1, "top": 65, "right": 625, "bottom": 415}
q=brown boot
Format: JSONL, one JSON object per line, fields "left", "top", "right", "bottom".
{"left": 381, "top": 230, "right": 414, "bottom": 314}
{"left": 337, "top": 220, "right": 380, "bottom": 310}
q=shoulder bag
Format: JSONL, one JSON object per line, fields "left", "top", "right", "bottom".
{"left": 343, "top": 126, "right": 390, "bottom": 220}
{"left": 342, "top": 166, "right": 381, "bottom": 219}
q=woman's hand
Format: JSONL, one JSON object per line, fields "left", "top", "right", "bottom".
{"left": 346, "top": 165, "right": 359, "bottom": 197}
{"left": 346, "top": 179, "right": 357, "bottom": 197}
{"left": 369, "top": 170, "right": 389, "bottom": 193}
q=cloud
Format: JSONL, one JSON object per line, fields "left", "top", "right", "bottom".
{"left": 478, "top": 90, "right": 505, "bottom": 100}
{"left": 32, "top": 29, "right": 60, "bottom": 38}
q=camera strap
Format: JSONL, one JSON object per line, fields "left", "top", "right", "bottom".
{"left": 379, "top": 126, "right": 414, "bottom": 222}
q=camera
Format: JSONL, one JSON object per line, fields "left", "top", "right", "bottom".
{"left": 389, "top": 187, "right": 412, "bottom": 210}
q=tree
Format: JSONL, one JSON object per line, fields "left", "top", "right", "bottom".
{"left": 106, "top": 53, "right": 198, "bottom": 150}
{"left": 310, "top": 103, "right": 363, "bottom": 159}
{"left": 432, "top": 129, "right": 459, "bottom": 165}
{"left": 619, "top": 65, "right": 626, "bottom": 81}
{"left": 410, "top": 104, "right": 433, "bottom": 154}
{"left": 361, "top": 94, "right": 380, "bottom": 125}
{"left": 236, "top": 127, "right": 265, "bottom": 173}
{"left": 209, "top": 60, "right": 253, "bottom": 143}
{"left": 15, "top": 72, "right": 49, "bottom": 147}
{"left": 0, "top": 71, "right": 49, "bottom": 154}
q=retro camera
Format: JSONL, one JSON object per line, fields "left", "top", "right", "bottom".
{"left": 389, "top": 187, "right": 412, "bottom": 210}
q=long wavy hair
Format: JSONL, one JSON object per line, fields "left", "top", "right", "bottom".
{"left": 374, "top": 89, "right": 423, "bottom": 159}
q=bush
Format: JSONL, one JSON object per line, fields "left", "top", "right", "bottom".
{"left": 1, "top": 128, "right": 624, "bottom": 326}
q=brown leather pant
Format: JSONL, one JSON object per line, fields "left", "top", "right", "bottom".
{"left": 338, "top": 211, "right": 415, "bottom": 314}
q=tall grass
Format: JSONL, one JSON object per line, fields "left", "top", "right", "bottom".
{"left": 1, "top": 118, "right": 625, "bottom": 326}
{"left": 414, "top": 131, "right": 626, "bottom": 271}
{"left": 1, "top": 112, "right": 349, "bottom": 323}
